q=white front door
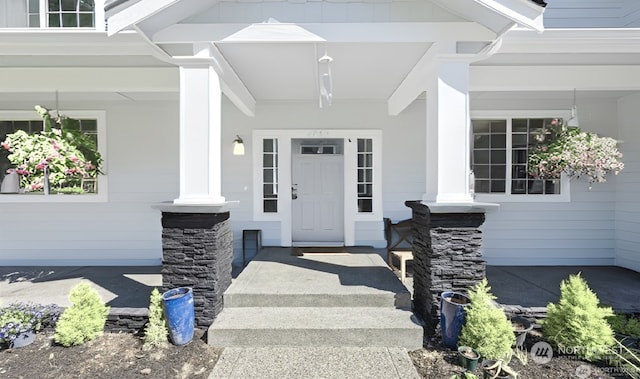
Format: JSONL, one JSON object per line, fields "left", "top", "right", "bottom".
{"left": 291, "top": 140, "right": 344, "bottom": 244}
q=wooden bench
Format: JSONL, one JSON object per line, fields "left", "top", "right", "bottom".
{"left": 383, "top": 218, "right": 414, "bottom": 283}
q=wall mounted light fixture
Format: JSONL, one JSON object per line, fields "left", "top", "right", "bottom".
{"left": 233, "top": 135, "right": 245, "bottom": 155}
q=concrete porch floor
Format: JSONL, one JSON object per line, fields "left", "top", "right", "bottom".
{"left": 1, "top": 250, "right": 639, "bottom": 314}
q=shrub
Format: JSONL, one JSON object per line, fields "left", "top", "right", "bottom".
{"left": 54, "top": 283, "right": 110, "bottom": 347}
{"left": 458, "top": 278, "right": 515, "bottom": 360}
{"left": 142, "top": 288, "right": 168, "bottom": 349}
{"left": 608, "top": 313, "right": 640, "bottom": 337}
{"left": 543, "top": 273, "right": 615, "bottom": 361}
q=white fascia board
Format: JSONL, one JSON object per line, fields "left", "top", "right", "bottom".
{"left": 107, "top": 0, "right": 180, "bottom": 36}
{"left": 470, "top": 65, "right": 640, "bottom": 91}
{"left": 152, "top": 22, "right": 496, "bottom": 44}
{"left": 107, "top": 0, "right": 219, "bottom": 36}
{"left": 432, "top": 0, "right": 544, "bottom": 33}
{"left": 0, "top": 67, "right": 178, "bottom": 93}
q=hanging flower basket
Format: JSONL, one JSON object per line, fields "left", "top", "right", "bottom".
{"left": 1, "top": 106, "right": 102, "bottom": 193}
{"left": 528, "top": 119, "right": 624, "bottom": 186}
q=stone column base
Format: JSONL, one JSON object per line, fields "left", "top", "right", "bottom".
{"left": 160, "top": 211, "right": 233, "bottom": 327}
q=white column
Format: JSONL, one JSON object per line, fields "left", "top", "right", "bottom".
{"left": 174, "top": 64, "right": 225, "bottom": 205}
{"left": 423, "top": 59, "right": 473, "bottom": 204}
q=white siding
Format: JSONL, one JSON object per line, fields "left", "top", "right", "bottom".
{"left": 0, "top": 101, "right": 179, "bottom": 265}
{"left": 474, "top": 97, "right": 619, "bottom": 266}
{"left": 544, "top": 0, "right": 640, "bottom": 28}
{"left": 616, "top": 93, "right": 640, "bottom": 271}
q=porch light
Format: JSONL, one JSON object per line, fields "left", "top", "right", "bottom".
{"left": 318, "top": 53, "right": 333, "bottom": 108}
{"left": 567, "top": 88, "right": 579, "bottom": 127}
{"left": 233, "top": 135, "right": 245, "bottom": 156}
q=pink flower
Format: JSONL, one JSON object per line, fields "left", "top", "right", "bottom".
{"left": 0, "top": 141, "right": 9, "bottom": 150}
{"left": 69, "top": 156, "right": 79, "bottom": 163}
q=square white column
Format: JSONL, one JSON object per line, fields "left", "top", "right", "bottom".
{"left": 174, "top": 64, "right": 225, "bottom": 205}
{"left": 424, "top": 60, "right": 473, "bottom": 204}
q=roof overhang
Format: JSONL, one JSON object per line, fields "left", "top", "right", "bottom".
{"left": 431, "top": 0, "right": 545, "bottom": 34}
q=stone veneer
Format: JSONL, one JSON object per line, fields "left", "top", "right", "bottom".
{"left": 405, "top": 201, "right": 486, "bottom": 334}
{"left": 160, "top": 211, "right": 233, "bottom": 328}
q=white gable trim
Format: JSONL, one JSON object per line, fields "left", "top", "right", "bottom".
{"left": 432, "top": 0, "right": 545, "bottom": 33}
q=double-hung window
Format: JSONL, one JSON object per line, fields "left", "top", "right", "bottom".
{"left": 472, "top": 112, "right": 569, "bottom": 201}
{"left": 26, "top": 0, "right": 96, "bottom": 28}
{"left": 0, "top": 110, "right": 106, "bottom": 202}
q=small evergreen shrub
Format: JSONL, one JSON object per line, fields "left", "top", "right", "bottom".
{"left": 608, "top": 313, "right": 640, "bottom": 337}
{"left": 458, "top": 278, "right": 515, "bottom": 361}
{"left": 54, "top": 283, "right": 110, "bottom": 347}
{"left": 142, "top": 288, "right": 168, "bottom": 350}
{"left": 543, "top": 273, "right": 615, "bottom": 361}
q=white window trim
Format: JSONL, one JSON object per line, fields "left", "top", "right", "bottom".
{"left": 0, "top": 110, "right": 108, "bottom": 203}
{"left": 30, "top": 0, "right": 104, "bottom": 30}
{"left": 252, "top": 129, "right": 382, "bottom": 246}
{"left": 471, "top": 110, "right": 571, "bottom": 203}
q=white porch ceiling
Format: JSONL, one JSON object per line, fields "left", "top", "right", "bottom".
{"left": 215, "top": 42, "right": 431, "bottom": 101}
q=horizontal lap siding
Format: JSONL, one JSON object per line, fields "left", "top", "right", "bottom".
{"left": 543, "top": 0, "right": 639, "bottom": 28}
{"left": 0, "top": 102, "right": 178, "bottom": 266}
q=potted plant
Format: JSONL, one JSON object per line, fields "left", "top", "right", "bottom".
{"left": 510, "top": 316, "right": 533, "bottom": 349}
{"left": 0, "top": 302, "right": 61, "bottom": 348}
{"left": 458, "top": 345, "right": 480, "bottom": 371}
{"left": 1, "top": 105, "right": 102, "bottom": 194}
{"left": 528, "top": 118, "right": 624, "bottom": 187}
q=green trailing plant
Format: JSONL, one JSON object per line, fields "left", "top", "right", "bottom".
{"left": 142, "top": 288, "right": 168, "bottom": 350}
{"left": 543, "top": 273, "right": 615, "bottom": 361}
{"left": 482, "top": 360, "right": 519, "bottom": 379}
{"left": 458, "top": 278, "right": 516, "bottom": 361}
{"left": 54, "top": 283, "right": 110, "bottom": 347}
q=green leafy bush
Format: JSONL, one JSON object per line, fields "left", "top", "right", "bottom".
{"left": 142, "top": 288, "right": 168, "bottom": 350}
{"left": 608, "top": 313, "right": 640, "bottom": 337}
{"left": 54, "top": 283, "right": 110, "bottom": 347}
{"left": 458, "top": 278, "right": 515, "bottom": 360}
{"left": 543, "top": 273, "right": 615, "bottom": 361}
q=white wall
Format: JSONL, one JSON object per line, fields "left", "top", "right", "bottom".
{"left": 543, "top": 0, "right": 640, "bottom": 28}
{"left": 616, "top": 93, "right": 640, "bottom": 271}
{"left": 473, "top": 97, "right": 619, "bottom": 266}
{"left": 0, "top": 100, "right": 179, "bottom": 265}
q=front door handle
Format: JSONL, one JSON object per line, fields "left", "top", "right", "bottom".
{"left": 292, "top": 184, "right": 298, "bottom": 200}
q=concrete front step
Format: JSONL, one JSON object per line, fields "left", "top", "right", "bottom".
{"left": 207, "top": 307, "right": 424, "bottom": 349}
{"left": 223, "top": 291, "right": 411, "bottom": 309}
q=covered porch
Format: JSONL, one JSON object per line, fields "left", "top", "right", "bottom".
{"left": 1, "top": 247, "right": 639, "bottom": 324}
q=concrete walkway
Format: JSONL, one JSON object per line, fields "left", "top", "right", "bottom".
{"left": 207, "top": 247, "right": 422, "bottom": 378}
